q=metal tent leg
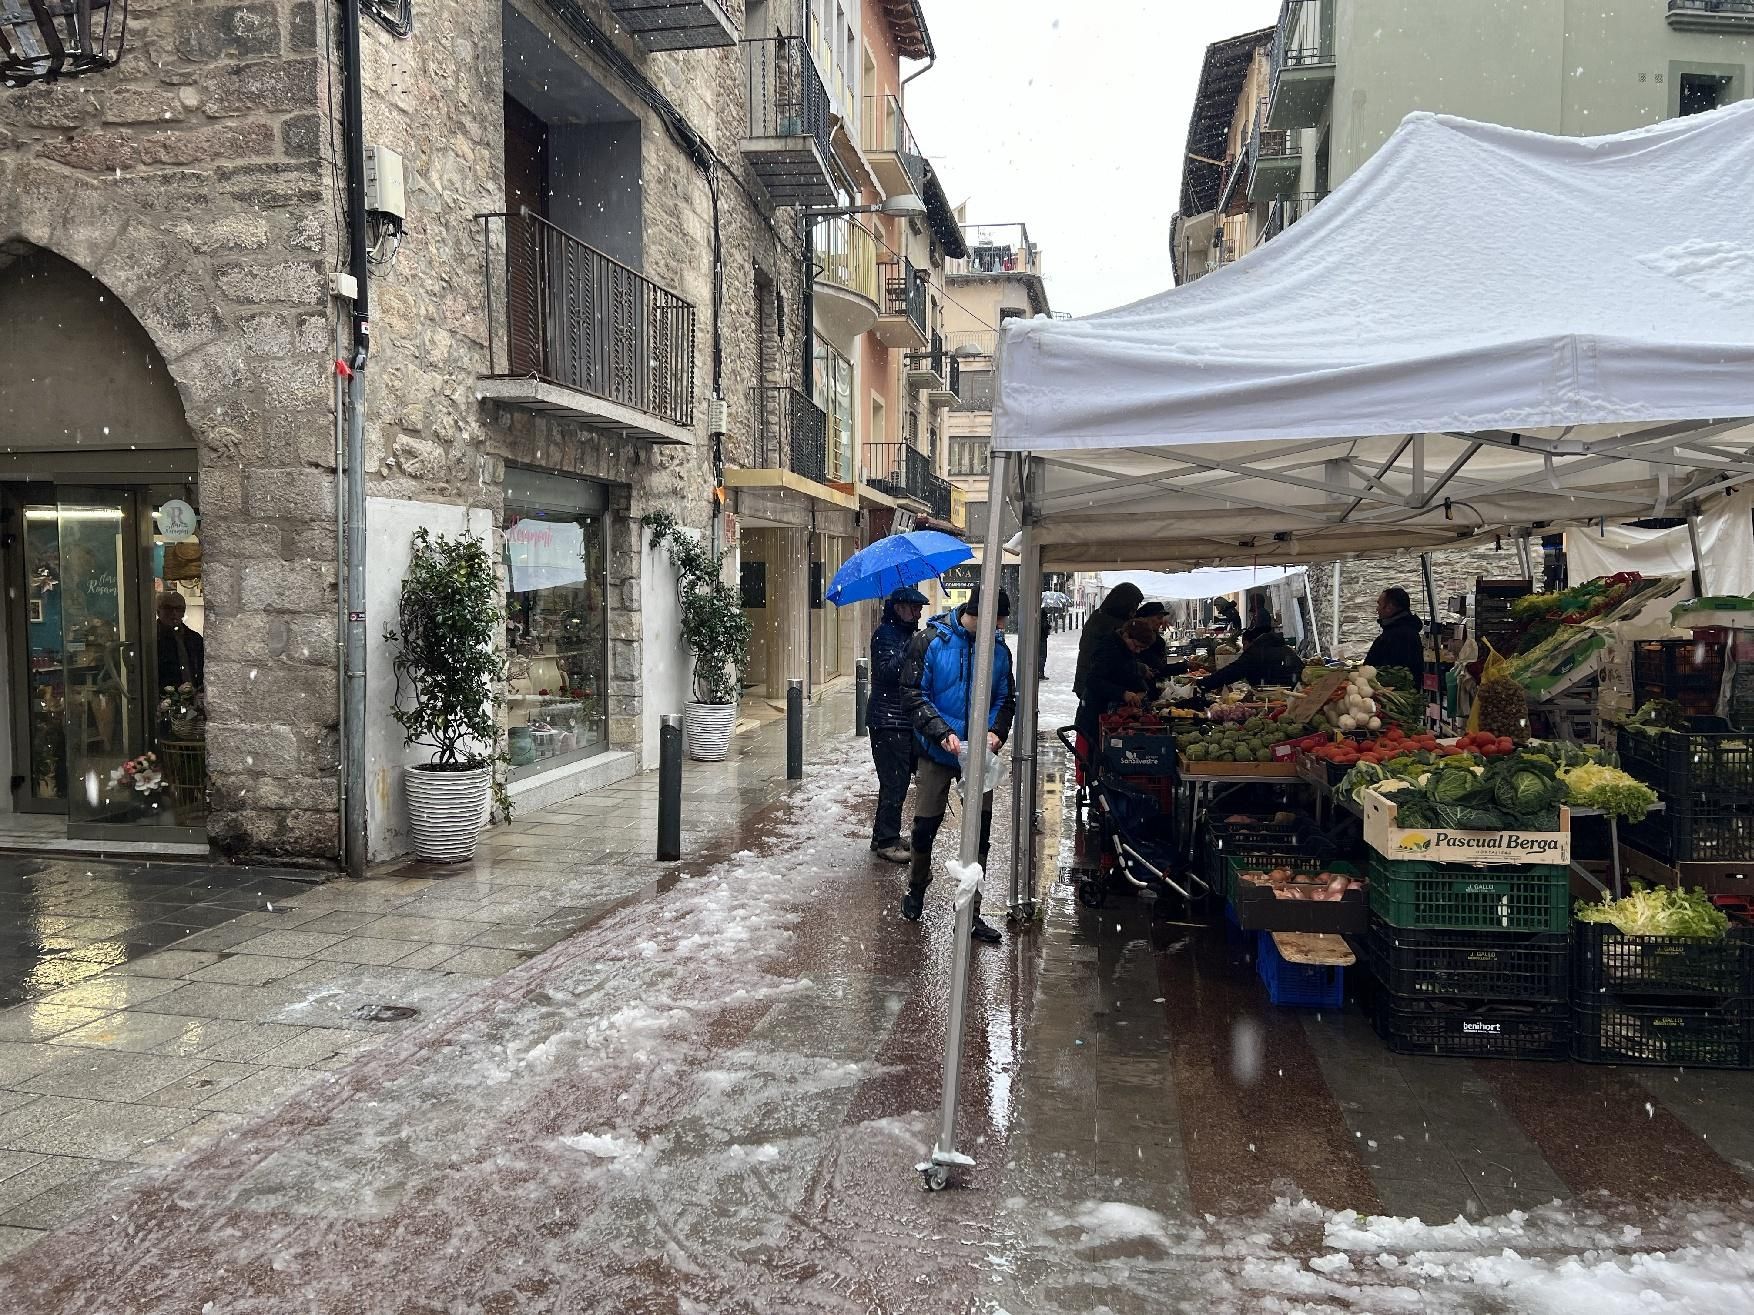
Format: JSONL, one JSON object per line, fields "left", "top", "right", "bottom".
{"left": 1009, "top": 525, "right": 1042, "bottom": 918}
{"left": 920, "top": 449, "right": 1009, "bottom": 1193}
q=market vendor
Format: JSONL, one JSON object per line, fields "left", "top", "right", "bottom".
{"left": 1135, "top": 601, "right": 1192, "bottom": 690}
{"left": 1364, "top": 587, "right": 1426, "bottom": 684}
{"left": 1076, "top": 618, "right": 1155, "bottom": 747}
{"left": 1211, "top": 596, "right": 1242, "bottom": 633}
{"left": 1196, "top": 622, "right": 1303, "bottom": 691}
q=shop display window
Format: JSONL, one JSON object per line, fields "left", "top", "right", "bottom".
{"left": 504, "top": 468, "right": 610, "bottom": 777}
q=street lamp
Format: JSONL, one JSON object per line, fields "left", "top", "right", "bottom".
{"left": 2, "top": 0, "right": 127, "bottom": 86}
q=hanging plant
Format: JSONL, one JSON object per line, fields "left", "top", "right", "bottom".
{"left": 644, "top": 511, "right": 751, "bottom": 706}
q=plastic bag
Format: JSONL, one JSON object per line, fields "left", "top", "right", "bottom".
{"left": 1464, "top": 641, "right": 1508, "bottom": 734}
{"left": 956, "top": 740, "right": 1009, "bottom": 800}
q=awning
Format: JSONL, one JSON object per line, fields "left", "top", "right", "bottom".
{"left": 1100, "top": 565, "right": 1307, "bottom": 602}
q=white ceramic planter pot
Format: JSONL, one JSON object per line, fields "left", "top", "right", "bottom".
{"left": 405, "top": 762, "right": 491, "bottom": 862}
{"left": 683, "top": 701, "right": 738, "bottom": 762}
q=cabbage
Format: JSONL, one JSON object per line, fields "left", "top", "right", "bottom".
{"left": 1429, "top": 766, "right": 1489, "bottom": 805}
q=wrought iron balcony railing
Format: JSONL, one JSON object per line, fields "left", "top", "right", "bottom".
{"left": 865, "top": 440, "right": 948, "bottom": 516}
{"left": 750, "top": 385, "right": 828, "bottom": 485}
{"left": 948, "top": 224, "right": 1041, "bottom": 278}
{"left": 1272, "top": 0, "right": 1333, "bottom": 78}
{"left": 479, "top": 210, "right": 696, "bottom": 428}
{"left": 1261, "top": 191, "right": 1327, "bottom": 243}
{"left": 743, "top": 35, "right": 832, "bottom": 156}
{"left": 1668, "top": 0, "right": 1754, "bottom": 26}
{"left": 878, "top": 258, "right": 927, "bottom": 337}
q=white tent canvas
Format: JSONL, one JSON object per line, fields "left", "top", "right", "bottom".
{"left": 992, "top": 103, "right": 1754, "bottom": 570}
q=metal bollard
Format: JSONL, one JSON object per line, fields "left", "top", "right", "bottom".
{"left": 786, "top": 678, "right": 805, "bottom": 780}
{"left": 854, "top": 657, "right": 870, "bottom": 738}
{"left": 657, "top": 713, "right": 682, "bottom": 861}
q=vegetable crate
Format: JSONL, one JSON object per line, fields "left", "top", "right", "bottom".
{"left": 1364, "top": 917, "right": 1570, "bottom": 1002}
{"left": 1366, "top": 856, "right": 1572, "bottom": 933}
{"left": 1616, "top": 726, "right": 1754, "bottom": 801}
{"left": 1634, "top": 639, "right": 1726, "bottom": 721}
{"left": 1256, "top": 931, "right": 1345, "bottom": 1008}
{"left": 1624, "top": 798, "right": 1754, "bottom": 863}
{"left": 1225, "top": 854, "right": 1368, "bottom": 934}
{"left": 1574, "top": 922, "right": 1754, "bottom": 999}
{"left": 1572, "top": 998, "right": 1754, "bottom": 1069}
{"left": 1372, "top": 994, "right": 1570, "bottom": 1061}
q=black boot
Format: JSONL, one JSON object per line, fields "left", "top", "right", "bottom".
{"left": 969, "top": 856, "right": 1002, "bottom": 944}
{"left": 902, "top": 848, "right": 931, "bottom": 921}
{"left": 902, "top": 815, "right": 941, "bottom": 922}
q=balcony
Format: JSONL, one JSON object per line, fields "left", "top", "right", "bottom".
{"left": 741, "top": 36, "right": 836, "bottom": 207}
{"left": 1268, "top": 0, "right": 1334, "bottom": 131}
{"left": 865, "top": 441, "right": 951, "bottom": 518}
{"left": 861, "top": 93, "right": 928, "bottom": 199}
{"left": 1247, "top": 97, "right": 1302, "bottom": 203}
{"left": 1260, "top": 191, "right": 1326, "bottom": 243}
{"left": 1668, "top": 0, "right": 1754, "bottom": 28}
{"left": 749, "top": 385, "right": 829, "bottom": 485}
{"left": 476, "top": 211, "right": 696, "bottom": 444}
{"left": 874, "top": 258, "right": 927, "bottom": 352}
{"left": 907, "top": 333, "right": 946, "bottom": 390}
{"left": 926, "top": 354, "right": 961, "bottom": 410}
{"left": 811, "top": 216, "right": 879, "bottom": 349}
{"left": 948, "top": 224, "right": 1041, "bottom": 278}
{"left": 603, "top": 0, "right": 735, "bottom": 51}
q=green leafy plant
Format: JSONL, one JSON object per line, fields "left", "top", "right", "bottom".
{"left": 1576, "top": 883, "right": 1730, "bottom": 938}
{"left": 386, "top": 527, "right": 509, "bottom": 788}
{"left": 644, "top": 511, "right": 751, "bottom": 705}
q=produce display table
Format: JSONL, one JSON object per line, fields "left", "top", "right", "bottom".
{"left": 1177, "top": 760, "right": 1316, "bottom": 869}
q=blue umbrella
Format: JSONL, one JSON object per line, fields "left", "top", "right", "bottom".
{"left": 825, "top": 530, "right": 973, "bottom": 606}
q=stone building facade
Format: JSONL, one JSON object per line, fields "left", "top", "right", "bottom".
{"left": 0, "top": 0, "right": 817, "bottom": 865}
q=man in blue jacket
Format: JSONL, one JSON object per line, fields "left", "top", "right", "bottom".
{"left": 867, "top": 585, "right": 927, "bottom": 863}
{"left": 900, "top": 586, "right": 1015, "bottom": 943}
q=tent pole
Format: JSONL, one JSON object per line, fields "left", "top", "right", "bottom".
{"left": 1009, "top": 521, "right": 1042, "bottom": 917}
{"left": 1686, "top": 504, "right": 1707, "bottom": 595}
{"left": 1329, "top": 561, "right": 1342, "bottom": 655}
{"left": 923, "top": 449, "right": 1009, "bottom": 1189}
{"left": 1516, "top": 531, "right": 1535, "bottom": 581}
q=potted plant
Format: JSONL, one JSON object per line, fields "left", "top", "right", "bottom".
{"left": 645, "top": 511, "right": 752, "bottom": 762}
{"left": 387, "top": 527, "right": 508, "bottom": 862}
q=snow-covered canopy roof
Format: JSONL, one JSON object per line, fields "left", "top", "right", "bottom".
{"left": 993, "top": 103, "right": 1754, "bottom": 571}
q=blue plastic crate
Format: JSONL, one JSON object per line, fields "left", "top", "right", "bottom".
{"left": 1256, "top": 930, "right": 1345, "bottom": 1008}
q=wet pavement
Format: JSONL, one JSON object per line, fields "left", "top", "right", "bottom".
{"left": 0, "top": 634, "right": 1749, "bottom": 1310}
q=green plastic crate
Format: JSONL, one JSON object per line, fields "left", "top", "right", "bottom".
{"left": 1367, "top": 856, "right": 1571, "bottom": 933}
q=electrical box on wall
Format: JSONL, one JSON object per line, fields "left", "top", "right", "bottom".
{"left": 707, "top": 398, "right": 730, "bottom": 436}
{"left": 364, "top": 145, "right": 407, "bottom": 222}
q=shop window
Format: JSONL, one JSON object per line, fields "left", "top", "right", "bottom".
{"left": 504, "top": 468, "right": 610, "bottom": 777}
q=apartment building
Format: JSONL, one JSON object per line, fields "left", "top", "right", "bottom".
{"left": 1174, "top": 0, "right": 1754, "bottom": 283}
{"left": 941, "top": 219, "right": 1050, "bottom": 562}
{"left": 727, "top": 0, "right": 967, "bottom": 695}
{"left": 0, "top": 0, "right": 938, "bottom": 864}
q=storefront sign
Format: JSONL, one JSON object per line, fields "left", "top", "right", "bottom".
{"left": 157, "top": 499, "right": 198, "bottom": 543}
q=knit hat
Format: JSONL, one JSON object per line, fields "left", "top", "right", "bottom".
{"left": 964, "top": 586, "right": 1012, "bottom": 617}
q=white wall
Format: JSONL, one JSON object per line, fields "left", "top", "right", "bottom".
{"left": 640, "top": 526, "right": 690, "bottom": 769}
{"left": 365, "top": 496, "right": 495, "bottom": 863}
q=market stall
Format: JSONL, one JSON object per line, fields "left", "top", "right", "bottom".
{"left": 913, "top": 102, "right": 1754, "bottom": 1189}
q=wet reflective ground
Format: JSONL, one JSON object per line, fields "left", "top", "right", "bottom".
{"left": 0, "top": 636, "right": 1748, "bottom": 1310}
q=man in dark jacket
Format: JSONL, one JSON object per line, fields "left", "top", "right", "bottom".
{"left": 1197, "top": 623, "right": 1304, "bottom": 691}
{"left": 1076, "top": 619, "right": 1153, "bottom": 746}
{"left": 900, "top": 586, "right": 1015, "bottom": 943}
{"left": 868, "top": 585, "right": 927, "bottom": 863}
{"left": 1074, "top": 582, "right": 1142, "bottom": 700}
{"left": 1364, "top": 587, "right": 1426, "bottom": 684}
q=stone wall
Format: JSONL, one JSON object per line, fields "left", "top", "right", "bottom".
{"left": 0, "top": 0, "right": 341, "bottom": 862}
{"left": 1306, "top": 544, "right": 1533, "bottom": 654}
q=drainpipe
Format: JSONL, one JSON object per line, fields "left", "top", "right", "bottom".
{"left": 340, "top": 0, "right": 371, "bottom": 877}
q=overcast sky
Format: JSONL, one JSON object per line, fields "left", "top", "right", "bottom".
{"left": 907, "top": 0, "right": 1282, "bottom": 319}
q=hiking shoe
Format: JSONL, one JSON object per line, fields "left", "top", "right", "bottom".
{"left": 875, "top": 844, "right": 912, "bottom": 865}
{"left": 970, "top": 915, "right": 1003, "bottom": 944}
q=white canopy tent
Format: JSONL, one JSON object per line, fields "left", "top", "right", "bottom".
{"left": 1100, "top": 565, "right": 1307, "bottom": 602}
{"left": 918, "top": 103, "right": 1754, "bottom": 1191}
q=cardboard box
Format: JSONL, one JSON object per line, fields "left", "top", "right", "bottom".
{"left": 1362, "top": 789, "right": 1571, "bottom": 866}
{"left": 1179, "top": 757, "right": 1299, "bottom": 779}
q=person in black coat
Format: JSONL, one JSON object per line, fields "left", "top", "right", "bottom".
{"left": 1196, "top": 623, "right": 1304, "bottom": 691}
{"left": 1364, "top": 587, "right": 1426, "bottom": 685}
{"left": 867, "top": 585, "right": 926, "bottom": 863}
{"left": 1076, "top": 619, "right": 1154, "bottom": 747}
{"left": 1074, "top": 581, "right": 1142, "bottom": 700}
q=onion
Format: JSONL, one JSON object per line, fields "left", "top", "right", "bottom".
{"left": 1367, "top": 716, "right": 1383, "bottom": 731}
{"left": 1338, "top": 713, "right": 1358, "bottom": 731}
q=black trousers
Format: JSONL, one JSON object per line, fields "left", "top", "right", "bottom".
{"left": 870, "top": 729, "right": 915, "bottom": 849}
